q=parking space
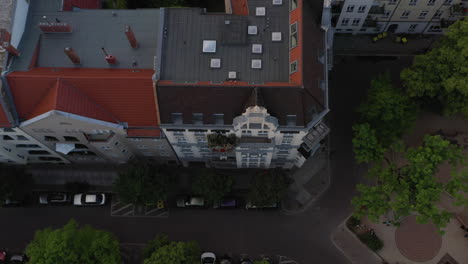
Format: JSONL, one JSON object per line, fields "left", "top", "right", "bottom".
{"left": 110, "top": 197, "right": 168, "bottom": 218}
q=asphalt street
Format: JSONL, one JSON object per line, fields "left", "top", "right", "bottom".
{"left": 0, "top": 56, "right": 414, "bottom": 264}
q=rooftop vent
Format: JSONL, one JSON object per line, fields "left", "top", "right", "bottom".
{"left": 202, "top": 40, "right": 216, "bottom": 53}
{"left": 228, "top": 71, "right": 237, "bottom": 79}
{"left": 256, "top": 7, "right": 266, "bottom": 16}
{"left": 251, "top": 59, "right": 262, "bottom": 69}
{"left": 273, "top": 0, "right": 283, "bottom": 5}
{"left": 248, "top": 26, "right": 258, "bottom": 35}
{"left": 252, "top": 44, "right": 263, "bottom": 54}
{"left": 210, "top": 58, "right": 221, "bottom": 68}
{"left": 272, "top": 32, "right": 282, "bottom": 41}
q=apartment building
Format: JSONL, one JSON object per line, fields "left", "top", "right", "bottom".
{"left": 328, "top": 0, "right": 467, "bottom": 34}
{"left": 0, "top": 0, "right": 176, "bottom": 164}
{"left": 0, "top": 0, "right": 330, "bottom": 169}
{"left": 156, "top": 0, "right": 330, "bottom": 169}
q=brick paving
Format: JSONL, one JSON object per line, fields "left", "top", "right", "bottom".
{"left": 395, "top": 216, "right": 442, "bottom": 262}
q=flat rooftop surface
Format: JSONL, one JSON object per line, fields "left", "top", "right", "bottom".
{"left": 160, "top": 0, "right": 290, "bottom": 83}
{"left": 12, "top": 0, "right": 160, "bottom": 71}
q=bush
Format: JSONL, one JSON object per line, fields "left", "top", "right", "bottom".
{"left": 358, "top": 231, "right": 383, "bottom": 252}
{"left": 347, "top": 216, "right": 361, "bottom": 230}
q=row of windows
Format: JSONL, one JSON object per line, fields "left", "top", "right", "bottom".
{"left": 340, "top": 18, "right": 362, "bottom": 26}
{"left": 3, "top": 135, "right": 28, "bottom": 141}
{"left": 388, "top": 0, "right": 452, "bottom": 5}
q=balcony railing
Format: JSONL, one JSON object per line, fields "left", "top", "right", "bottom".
{"left": 368, "top": 5, "right": 385, "bottom": 14}
{"left": 363, "top": 18, "right": 379, "bottom": 27}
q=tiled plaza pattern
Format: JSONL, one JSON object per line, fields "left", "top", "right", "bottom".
{"left": 395, "top": 216, "right": 442, "bottom": 262}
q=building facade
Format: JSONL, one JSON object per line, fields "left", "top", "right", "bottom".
{"left": 329, "top": 0, "right": 467, "bottom": 34}
{"left": 0, "top": 0, "right": 330, "bottom": 169}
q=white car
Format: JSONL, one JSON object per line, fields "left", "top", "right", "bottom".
{"left": 73, "top": 193, "right": 106, "bottom": 206}
{"left": 201, "top": 252, "right": 216, "bottom": 264}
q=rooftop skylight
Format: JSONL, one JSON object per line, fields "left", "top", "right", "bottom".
{"left": 210, "top": 58, "right": 221, "bottom": 68}
{"left": 272, "top": 32, "right": 282, "bottom": 41}
{"left": 256, "top": 7, "right": 266, "bottom": 16}
{"left": 251, "top": 59, "right": 262, "bottom": 69}
{"left": 202, "top": 40, "right": 217, "bottom": 53}
{"left": 252, "top": 44, "right": 263, "bottom": 54}
{"left": 248, "top": 26, "right": 258, "bottom": 35}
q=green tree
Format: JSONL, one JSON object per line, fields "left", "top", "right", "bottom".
{"left": 113, "top": 163, "right": 169, "bottom": 205}
{"left": 25, "top": 219, "right": 121, "bottom": 264}
{"left": 143, "top": 240, "right": 200, "bottom": 264}
{"left": 192, "top": 169, "right": 234, "bottom": 204}
{"left": 352, "top": 123, "right": 386, "bottom": 164}
{"left": 357, "top": 74, "right": 417, "bottom": 144}
{"left": 248, "top": 169, "right": 290, "bottom": 207}
{"left": 143, "top": 234, "right": 170, "bottom": 259}
{"left": 401, "top": 18, "right": 468, "bottom": 116}
{"left": 0, "top": 165, "right": 34, "bottom": 204}
{"left": 254, "top": 260, "right": 271, "bottom": 264}
{"left": 352, "top": 135, "right": 467, "bottom": 232}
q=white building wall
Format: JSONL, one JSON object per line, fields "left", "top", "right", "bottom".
{"left": 10, "top": 0, "right": 29, "bottom": 48}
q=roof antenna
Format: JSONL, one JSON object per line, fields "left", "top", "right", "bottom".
{"left": 101, "top": 47, "right": 117, "bottom": 65}
{"left": 132, "top": 57, "right": 139, "bottom": 72}
{"left": 55, "top": 18, "right": 61, "bottom": 23}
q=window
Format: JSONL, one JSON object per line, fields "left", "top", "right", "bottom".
{"left": 64, "top": 136, "right": 79, "bottom": 142}
{"left": 383, "top": 10, "right": 391, "bottom": 17}
{"left": 346, "top": 5, "right": 355, "bottom": 12}
{"left": 427, "top": 0, "right": 436, "bottom": 5}
{"left": 16, "top": 144, "right": 40, "bottom": 148}
{"left": 192, "top": 113, "right": 203, "bottom": 124}
{"left": 290, "top": 61, "right": 298, "bottom": 73}
{"left": 409, "top": 0, "right": 418, "bottom": 5}
{"left": 401, "top": 10, "right": 411, "bottom": 18}
{"left": 443, "top": 0, "right": 452, "bottom": 5}
{"left": 434, "top": 10, "right": 443, "bottom": 18}
{"left": 409, "top": 24, "right": 418, "bottom": 31}
{"left": 138, "top": 145, "right": 148, "bottom": 149}
{"left": 130, "top": 138, "right": 142, "bottom": 142}
{"left": 3, "top": 135, "right": 14, "bottom": 140}
{"left": 290, "top": 0, "right": 297, "bottom": 10}
{"left": 341, "top": 18, "right": 349, "bottom": 26}
{"left": 122, "top": 149, "right": 127, "bottom": 153}
{"left": 358, "top": 5, "right": 366, "bottom": 13}
{"left": 389, "top": 0, "right": 397, "bottom": 4}
{"left": 290, "top": 23, "right": 298, "bottom": 48}
{"left": 352, "top": 18, "right": 361, "bottom": 26}
{"left": 101, "top": 146, "right": 111, "bottom": 150}
{"left": 28, "top": 150, "right": 50, "bottom": 155}
{"left": 429, "top": 25, "right": 442, "bottom": 32}
{"left": 16, "top": 135, "right": 28, "bottom": 141}
{"left": 44, "top": 136, "right": 58, "bottom": 142}
{"left": 114, "top": 141, "right": 120, "bottom": 146}
{"left": 419, "top": 10, "right": 428, "bottom": 18}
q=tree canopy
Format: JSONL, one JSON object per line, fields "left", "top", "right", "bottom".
{"left": 401, "top": 18, "right": 468, "bottom": 116}
{"left": 192, "top": 169, "right": 234, "bottom": 204}
{"left": 352, "top": 123, "right": 386, "bottom": 164}
{"left": 248, "top": 169, "right": 290, "bottom": 206}
{"left": 25, "top": 219, "right": 121, "bottom": 264}
{"left": 113, "top": 163, "right": 170, "bottom": 205}
{"left": 143, "top": 235, "right": 200, "bottom": 264}
{"left": 0, "top": 165, "right": 34, "bottom": 204}
{"left": 352, "top": 135, "right": 467, "bottom": 232}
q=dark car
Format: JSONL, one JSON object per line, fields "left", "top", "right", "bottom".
{"left": 213, "top": 197, "right": 241, "bottom": 209}
{"left": 0, "top": 250, "right": 7, "bottom": 264}
{"left": 39, "top": 192, "right": 70, "bottom": 205}
{"left": 9, "top": 254, "right": 26, "bottom": 264}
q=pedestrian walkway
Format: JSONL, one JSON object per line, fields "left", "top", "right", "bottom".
{"left": 333, "top": 33, "right": 441, "bottom": 56}
{"left": 331, "top": 220, "right": 383, "bottom": 264}
{"left": 281, "top": 146, "right": 330, "bottom": 215}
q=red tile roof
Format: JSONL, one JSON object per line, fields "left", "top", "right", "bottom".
{"left": 231, "top": 0, "right": 249, "bottom": 16}
{"left": 7, "top": 68, "right": 158, "bottom": 130}
{"left": 0, "top": 105, "right": 11, "bottom": 128}
{"left": 63, "top": 0, "right": 101, "bottom": 11}
{"left": 127, "top": 128, "right": 161, "bottom": 137}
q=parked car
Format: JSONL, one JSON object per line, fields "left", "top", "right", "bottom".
{"left": 9, "top": 254, "right": 26, "bottom": 264}
{"left": 245, "top": 201, "right": 278, "bottom": 209}
{"left": 240, "top": 257, "right": 253, "bottom": 264}
{"left": 0, "top": 250, "right": 7, "bottom": 264}
{"left": 3, "top": 199, "right": 22, "bottom": 207}
{"left": 213, "top": 197, "right": 241, "bottom": 209}
{"left": 73, "top": 193, "right": 106, "bottom": 206}
{"left": 39, "top": 192, "right": 70, "bottom": 205}
{"left": 201, "top": 252, "right": 216, "bottom": 264}
{"left": 219, "top": 255, "right": 233, "bottom": 264}
{"left": 176, "top": 196, "right": 204, "bottom": 208}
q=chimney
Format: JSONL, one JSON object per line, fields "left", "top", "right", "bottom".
{"left": 101, "top": 47, "right": 117, "bottom": 64}
{"left": 125, "top": 26, "right": 138, "bottom": 48}
{"left": 0, "top": 29, "right": 20, "bottom": 56}
{"left": 64, "top": 47, "right": 80, "bottom": 64}
{"left": 39, "top": 22, "right": 72, "bottom": 33}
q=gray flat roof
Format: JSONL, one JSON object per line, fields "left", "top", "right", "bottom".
{"left": 12, "top": 0, "right": 160, "bottom": 71}
{"left": 159, "top": 0, "right": 290, "bottom": 83}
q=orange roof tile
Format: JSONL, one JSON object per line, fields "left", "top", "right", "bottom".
{"left": 231, "top": 0, "right": 249, "bottom": 16}
{"left": 0, "top": 105, "right": 10, "bottom": 128}
{"left": 7, "top": 68, "right": 158, "bottom": 129}
{"left": 127, "top": 128, "right": 161, "bottom": 137}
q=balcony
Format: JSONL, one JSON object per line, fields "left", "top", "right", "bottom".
{"left": 368, "top": 5, "right": 385, "bottom": 14}
{"left": 363, "top": 17, "right": 379, "bottom": 27}
{"left": 450, "top": 3, "right": 467, "bottom": 16}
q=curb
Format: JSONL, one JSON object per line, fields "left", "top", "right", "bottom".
{"left": 331, "top": 213, "right": 385, "bottom": 264}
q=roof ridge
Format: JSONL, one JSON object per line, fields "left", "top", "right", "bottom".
{"left": 55, "top": 78, "right": 122, "bottom": 124}
{"left": 26, "top": 78, "right": 60, "bottom": 119}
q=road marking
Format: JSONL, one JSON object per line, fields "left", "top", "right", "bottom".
{"left": 111, "top": 203, "right": 134, "bottom": 214}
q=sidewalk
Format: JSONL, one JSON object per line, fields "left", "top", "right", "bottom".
{"left": 281, "top": 146, "right": 330, "bottom": 215}
{"left": 331, "top": 219, "right": 384, "bottom": 264}
{"left": 333, "top": 33, "right": 441, "bottom": 56}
